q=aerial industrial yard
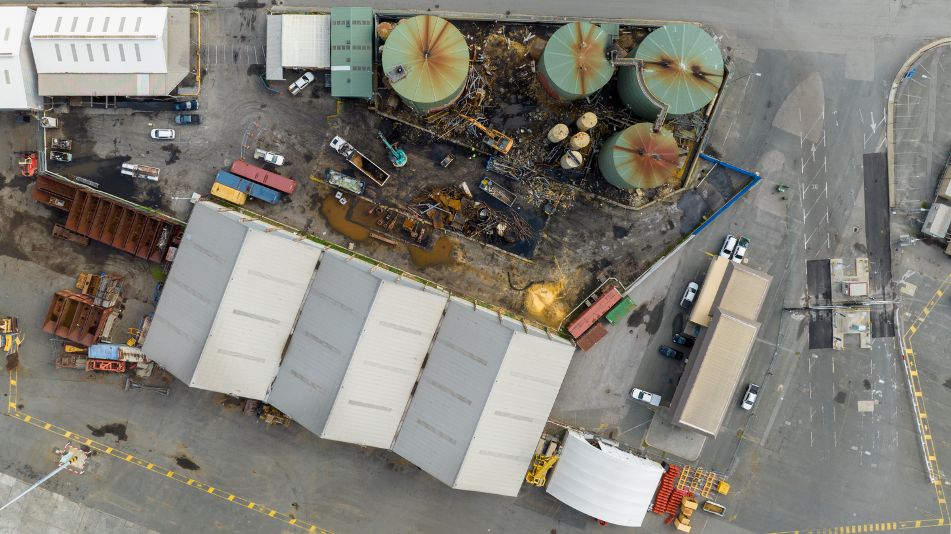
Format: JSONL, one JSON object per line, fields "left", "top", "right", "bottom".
{"left": 0, "top": 1, "right": 950, "bottom": 534}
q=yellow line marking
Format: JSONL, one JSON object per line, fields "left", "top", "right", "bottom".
{"left": 269, "top": 510, "right": 277, "bottom": 517}
{"left": 227, "top": 495, "right": 235, "bottom": 502}
{"left": 23, "top": 415, "right": 30, "bottom": 423}
{"left": 207, "top": 486, "right": 215, "bottom": 493}
{"left": 248, "top": 502, "right": 255, "bottom": 510}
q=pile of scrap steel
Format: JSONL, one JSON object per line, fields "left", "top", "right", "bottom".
{"left": 360, "top": 203, "right": 433, "bottom": 248}
{"left": 43, "top": 272, "right": 124, "bottom": 347}
{"left": 55, "top": 342, "right": 156, "bottom": 378}
{"left": 410, "top": 185, "right": 532, "bottom": 245}
{"left": 242, "top": 400, "right": 292, "bottom": 427}
{"left": 1, "top": 317, "right": 23, "bottom": 365}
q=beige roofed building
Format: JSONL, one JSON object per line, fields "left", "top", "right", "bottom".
{"left": 29, "top": 7, "right": 191, "bottom": 96}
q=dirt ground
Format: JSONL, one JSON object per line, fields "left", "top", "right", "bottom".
{"left": 7, "top": 12, "right": 743, "bottom": 330}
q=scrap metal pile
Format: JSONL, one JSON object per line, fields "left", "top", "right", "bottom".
{"left": 410, "top": 185, "right": 533, "bottom": 246}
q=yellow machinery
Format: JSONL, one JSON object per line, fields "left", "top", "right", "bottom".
{"left": 525, "top": 454, "right": 559, "bottom": 487}
{"left": 674, "top": 494, "right": 698, "bottom": 532}
{"left": 457, "top": 114, "right": 514, "bottom": 155}
{"left": 1, "top": 317, "right": 22, "bottom": 356}
{"left": 716, "top": 480, "right": 730, "bottom": 495}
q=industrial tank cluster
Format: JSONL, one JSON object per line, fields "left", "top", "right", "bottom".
{"left": 379, "top": 15, "right": 723, "bottom": 191}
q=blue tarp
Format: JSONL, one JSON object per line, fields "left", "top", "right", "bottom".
{"left": 87, "top": 344, "right": 121, "bottom": 360}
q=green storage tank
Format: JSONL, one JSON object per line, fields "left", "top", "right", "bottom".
{"left": 537, "top": 21, "right": 614, "bottom": 101}
{"left": 598, "top": 123, "right": 680, "bottom": 190}
{"left": 381, "top": 15, "right": 470, "bottom": 115}
{"left": 618, "top": 24, "right": 724, "bottom": 119}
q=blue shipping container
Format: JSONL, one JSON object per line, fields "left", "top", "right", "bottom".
{"left": 214, "top": 170, "right": 281, "bottom": 205}
{"left": 87, "top": 344, "right": 121, "bottom": 360}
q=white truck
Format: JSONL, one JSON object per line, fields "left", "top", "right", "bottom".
{"left": 329, "top": 136, "right": 390, "bottom": 187}
{"left": 253, "top": 148, "right": 285, "bottom": 166}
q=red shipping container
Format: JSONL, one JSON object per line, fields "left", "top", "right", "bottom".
{"left": 575, "top": 323, "right": 608, "bottom": 352}
{"left": 230, "top": 160, "right": 298, "bottom": 194}
{"left": 568, "top": 287, "right": 622, "bottom": 338}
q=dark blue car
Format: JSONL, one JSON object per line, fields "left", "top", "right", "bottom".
{"left": 658, "top": 345, "right": 685, "bottom": 360}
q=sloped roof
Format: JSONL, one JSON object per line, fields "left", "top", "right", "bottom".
{"left": 0, "top": 7, "right": 41, "bottom": 110}
{"left": 547, "top": 431, "right": 665, "bottom": 526}
{"left": 392, "top": 298, "right": 575, "bottom": 496}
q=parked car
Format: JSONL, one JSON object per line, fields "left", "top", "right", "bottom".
{"left": 262, "top": 152, "right": 285, "bottom": 166}
{"left": 658, "top": 345, "right": 685, "bottom": 360}
{"left": 680, "top": 282, "right": 699, "bottom": 309}
{"left": 174, "top": 114, "right": 201, "bottom": 125}
{"left": 288, "top": 72, "right": 315, "bottom": 95}
{"left": 630, "top": 388, "right": 662, "bottom": 406}
{"left": 150, "top": 129, "right": 175, "bottom": 140}
{"left": 731, "top": 236, "right": 750, "bottom": 264}
{"left": 672, "top": 333, "right": 695, "bottom": 347}
{"left": 49, "top": 150, "right": 72, "bottom": 162}
{"left": 741, "top": 383, "right": 760, "bottom": 410}
{"left": 174, "top": 100, "right": 198, "bottom": 111}
{"left": 719, "top": 234, "right": 738, "bottom": 258}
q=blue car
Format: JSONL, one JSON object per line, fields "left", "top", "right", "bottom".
{"left": 658, "top": 345, "right": 685, "bottom": 360}
{"left": 174, "top": 100, "right": 199, "bottom": 111}
{"left": 672, "top": 333, "right": 695, "bottom": 347}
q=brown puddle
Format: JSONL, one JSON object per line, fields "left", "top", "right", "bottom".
{"left": 320, "top": 196, "right": 370, "bottom": 242}
{"left": 408, "top": 236, "right": 457, "bottom": 268}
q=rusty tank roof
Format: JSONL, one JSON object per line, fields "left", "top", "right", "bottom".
{"left": 634, "top": 24, "right": 724, "bottom": 115}
{"left": 599, "top": 123, "right": 680, "bottom": 189}
{"left": 538, "top": 21, "right": 614, "bottom": 101}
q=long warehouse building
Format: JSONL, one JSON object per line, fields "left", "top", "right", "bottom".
{"left": 143, "top": 201, "right": 576, "bottom": 496}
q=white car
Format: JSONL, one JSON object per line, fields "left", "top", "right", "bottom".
{"left": 150, "top": 129, "right": 175, "bottom": 140}
{"left": 262, "top": 152, "right": 285, "bottom": 166}
{"left": 630, "top": 388, "right": 662, "bottom": 406}
{"left": 731, "top": 237, "right": 749, "bottom": 264}
{"left": 741, "top": 383, "right": 760, "bottom": 410}
{"left": 680, "top": 282, "right": 699, "bottom": 309}
{"left": 719, "top": 234, "right": 737, "bottom": 258}
{"left": 288, "top": 72, "right": 315, "bottom": 95}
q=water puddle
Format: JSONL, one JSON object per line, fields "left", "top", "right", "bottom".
{"left": 407, "top": 236, "right": 456, "bottom": 268}
{"left": 320, "top": 196, "right": 369, "bottom": 242}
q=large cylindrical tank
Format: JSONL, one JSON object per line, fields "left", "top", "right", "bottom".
{"left": 618, "top": 24, "right": 724, "bottom": 119}
{"left": 381, "top": 16, "right": 470, "bottom": 115}
{"left": 537, "top": 21, "right": 614, "bottom": 101}
{"left": 599, "top": 123, "right": 680, "bottom": 190}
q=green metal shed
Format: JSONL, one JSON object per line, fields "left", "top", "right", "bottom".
{"left": 618, "top": 24, "right": 723, "bottom": 119}
{"left": 537, "top": 21, "right": 614, "bottom": 101}
{"left": 381, "top": 15, "right": 470, "bottom": 115}
{"left": 330, "top": 7, "right": 375, "bottom": 100}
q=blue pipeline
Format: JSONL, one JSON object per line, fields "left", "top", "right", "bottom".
{"left": 692, "top": 154, "right": 763, "bottom": 236}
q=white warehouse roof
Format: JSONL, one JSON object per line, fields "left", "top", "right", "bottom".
{"left": 142, "top": 202, "right": 322, "bottom": 400}
{"left": 281, "top": 14, "right": 330, "bottom": 69}
{"left": 30, "top": 7, "right": 169, "bottom": 74}
{"left": 0, "top": 7, "right": 41, "bottom": 110}
{"left": 267, "top": 252, "right": 448, "bottom": 449}
{"left": 392, "top": 298, "right": 575, "bottom": 496}
{"left": 546, "top": 431, "right": 665, "bottom": 527}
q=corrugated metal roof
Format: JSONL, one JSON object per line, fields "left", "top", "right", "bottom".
{"left": 537, "top": 21, "right": 613, "bottom": 101}
{"left": 322, "top": 267, "right": 448, "bottom": 448}
{"left": 30, "top": 7, "right": 169, "bottom": 74}
{"left": 714, "top": 263, "right": 773, "bottom": 322}
{"left": 35, "top": 8, "right": 189, "bottom": 96}
{"left": 672, "top": 310, "right": 758, "bottom": 437}
{"left": 392, "top": 298, "right": 574, "bottom": 496}
{"left": 923, "top": 202, "right": 951, "bottom": 239}
{"left": 189, "top": 231, "right": 320, "bottom": 399}
{"left": 546, "top": 431, "right": 665, "bottom": 526}
{"left": 634, "top": 23, "right": 724, "bottom": 115}
{"left": 599, "top": 123, "right": 680, "bottom": 190}
{"left": 0, "top": 7, "right": 41, "bottom": 110}
{"left": 381, "top": 15, "right": 469, "bottom": 113}
{"left": 265, "top": 14, "right": 283, "bottom": 81}
{"left": 142, "top": 202, "right": 252, "bottom": 383}
{"left": 330, "top": 7, "right": 374, "bottom": 99}
{"left": 281, "top": 14, "right": 330, "bottom": 69}
{"left": 266, "top": 253, "right": 379, "bottom": 435}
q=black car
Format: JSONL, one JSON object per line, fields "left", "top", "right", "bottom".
{"left": 658, "top": 345, "right": 685, "bottom": 360}
{"left": 672, "top": 333, "right": 695, "bottom": 347}
{"left": 174, "top": 100, "right": 199, "bottom": 111}
{"left": 175, "top": 114, "right": 201, "bottom": 125}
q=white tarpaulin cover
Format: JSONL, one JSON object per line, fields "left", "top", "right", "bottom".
{"left": 546, "top": 431, "right": 665, "bottom": 527}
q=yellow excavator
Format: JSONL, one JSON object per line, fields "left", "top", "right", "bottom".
{"left": 457, "top": 114, "right": 514, "bottom": 155}
{"left": 525, "top": 454, "right": 559, "bottom": 486}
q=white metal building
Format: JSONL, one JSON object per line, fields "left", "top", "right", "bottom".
{"left": 265, "top": 14, "right": 330, "bottom": 80}
{"left": 142, "top": 202, "right": 322, "bottom": 400}
{"left": 29, "top": 7, "right": 191, "bottom": 96}
{"left": 0, "top": 7, "right": 41, "bottom": 110}
{"left": 267, "top": 252, "right": 448, "bottom": 449}
{"left": 546, "top": 431, "right": 665, "bottom": 527}
{"left": 392, "top": 299, "right": 576, "bottom": 496}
